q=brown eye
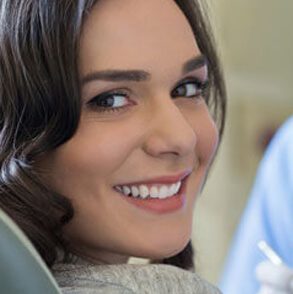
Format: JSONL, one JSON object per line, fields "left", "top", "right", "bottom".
{"left": 87, "top": 90, "right": 132, "bottom": 113}
{"left": 171, "top": 79, "right": 208, "bottom": 98}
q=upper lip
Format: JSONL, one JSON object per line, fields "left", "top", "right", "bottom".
{"left": 114, "top": 169, "right": 192, "bottom": 186}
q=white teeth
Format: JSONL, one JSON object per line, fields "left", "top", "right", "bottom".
{"left": 131, "top": 186, "right": 139, "bottom": 197}
{"left": 116, "top": 180, "right": 182, "bottom": 199}
{"left": 169, "top": 183, "right": 177, "bottom": 195}
{"left": 175, "top": 182, "right": 181, "bottom": 194}
{"left": 150, "top": 186, "right": 159, "bottom": 198}
{"left": 122, "top": 186, "right": 131, "bottom": 195}
{"left": 139, "top": 185, "right": 149, "bottom": 199}
{"left": 158, "top": 185, "right": 169, "bottom": 199}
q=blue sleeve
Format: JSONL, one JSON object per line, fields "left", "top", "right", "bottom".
{"left": 219, "top": 116, "right": 293, "bottom": 294}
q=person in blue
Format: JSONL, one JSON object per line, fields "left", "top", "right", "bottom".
{"left": 220, "top": 116, "right": 293, "bottom": 294}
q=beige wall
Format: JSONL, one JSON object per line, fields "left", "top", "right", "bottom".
{"left": 213, "top": 0, "right": 293, "bottom": 88}
{"left": 192, "top": 0, "right": 293, "bottom": 284}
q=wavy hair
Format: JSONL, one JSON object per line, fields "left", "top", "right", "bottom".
{"left": 0, "top": 0, "right": 226, "bottom": 270}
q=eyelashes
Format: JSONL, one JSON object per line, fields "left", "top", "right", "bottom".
{"left": 87, "top": 90, "right": 132, "bottom": 113}
{"left": 171, "top": 77, "right": 209, "bottom": 99}
{"left": 86, "top": 77, "right": 209, "bottom": 114}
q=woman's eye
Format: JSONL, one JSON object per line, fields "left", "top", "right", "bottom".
{"left": 171, "top": 79, "right": 208, "bottom": 99}
{"left": 87, "top": 91, "right": 131, "bottom": 113}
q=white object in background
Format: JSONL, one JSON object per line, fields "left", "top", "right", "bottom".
{"left": 258, "top": 241, "right": 283, "bottom": 266}
{"left": 256, "top": 241, "right": 293, "bottom": 294}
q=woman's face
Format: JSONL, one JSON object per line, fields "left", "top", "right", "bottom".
{"left": 41, "top": 0, "right": 219, "bottom": 263}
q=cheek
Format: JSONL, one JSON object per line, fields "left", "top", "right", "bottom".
{"left": 48, "top": 119, "right": 145, "bottom": 181}
{"left": 197, "top": 113, "right": 219, "bottom": 164}
{"left": 184, "top": 102, "right": 219, "bottom": 164}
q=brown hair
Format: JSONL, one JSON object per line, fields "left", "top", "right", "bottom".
{"left": 0, "top": 0, "right": 226, "bottom": 270}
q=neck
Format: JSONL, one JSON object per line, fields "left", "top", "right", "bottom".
{"left": 70, "top": 247, "right": 129, "bottom": 265}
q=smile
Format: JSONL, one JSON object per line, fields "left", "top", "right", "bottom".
{"left": 114, "top": 181, "right": 182, "bottom": 199}
{"left": 113, "top": 170, "right": 191, "bottom": 214}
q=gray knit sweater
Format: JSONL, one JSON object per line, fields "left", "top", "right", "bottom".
{"left": 52, "top": 258, "right": 221, "bottom": 294}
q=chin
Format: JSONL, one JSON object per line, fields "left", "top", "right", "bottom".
{"left": 132, "top": 231, "right": 191, "bottom": 260}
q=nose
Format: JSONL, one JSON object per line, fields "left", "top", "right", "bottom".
{"left": 142, "top": 98, "right": 197, "bottom": 158}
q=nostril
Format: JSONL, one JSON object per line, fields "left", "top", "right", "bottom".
{"left": 142, "top": 122, "right": 197, "bottom": 158}
{"left": 141, "top": 98, "right": 198, "bottom": 157}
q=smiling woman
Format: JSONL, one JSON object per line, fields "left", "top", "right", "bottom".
{"left": 0, "top": 0, "right": 226, "bottom": 293}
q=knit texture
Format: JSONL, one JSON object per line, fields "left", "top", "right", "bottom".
{"left": 52, "top": 258, "right": 221, "bottom": 294}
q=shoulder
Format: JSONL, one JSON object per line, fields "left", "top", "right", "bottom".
{"left": 256, "top": 116, "right": 293, "bottom": 189}
{"left": 264, "top": 116, "right": 293, "bottom": 162}
{"left": 52, "top": 263, "right": 135, "bottom": 294}
{"left": 52, "top": 262, "right": 221, "bottom": 294}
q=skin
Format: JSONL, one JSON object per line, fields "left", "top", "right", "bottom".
{"left": 40, "top": 0, "right": 219, "bottom": 264}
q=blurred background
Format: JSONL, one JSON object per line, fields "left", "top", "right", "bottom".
{"left": 192, "top": 0, "right": 293, "bottom": 284}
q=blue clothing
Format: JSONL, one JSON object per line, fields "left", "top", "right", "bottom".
{"left": 220, "top": 116, "right": 293, "bottom": 294}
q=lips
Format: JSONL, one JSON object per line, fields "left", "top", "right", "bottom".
{"left": 113, "top": 169, "right": 192, "bottom": 214}
{"left": 114, "top": 169, "right": 192, "bottom": 187}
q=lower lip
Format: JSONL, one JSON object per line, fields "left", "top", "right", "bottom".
{"left": 115, "top": 177, "right": 188, "bottom": 214}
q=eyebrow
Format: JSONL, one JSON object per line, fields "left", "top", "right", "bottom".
{"left": 182, "top": 55, "right": 207, "bottom": 74}
{"left": 81, "top": 55, "right": 207, "bottom": 85}
{"left": 81, "top": 70, "right": 151, "bottom": 85}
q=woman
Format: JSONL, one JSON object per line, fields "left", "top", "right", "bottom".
{"left": 0, "top": 0, "right": 226, "bottom": 293}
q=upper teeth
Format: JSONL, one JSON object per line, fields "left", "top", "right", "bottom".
{"left": 115, "top": 181, "right": 181, "bottom": 199}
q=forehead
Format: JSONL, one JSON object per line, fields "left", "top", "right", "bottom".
{"left": 79, "top": 0, "right": 201, "bottom": 77}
